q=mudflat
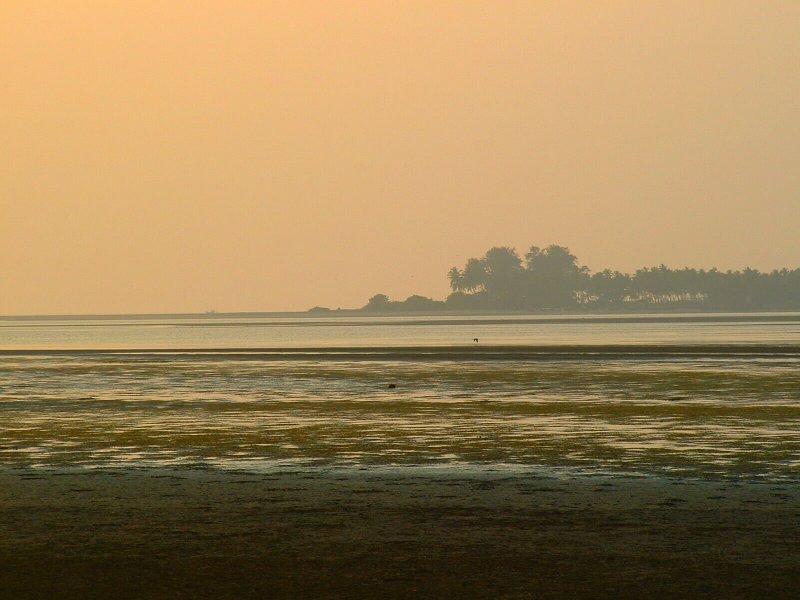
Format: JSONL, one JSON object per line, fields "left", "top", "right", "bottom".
{"left": 1, "top": 468, "right": 798, "bottom": 599}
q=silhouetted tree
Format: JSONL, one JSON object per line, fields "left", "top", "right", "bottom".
{"left": 461, "top": 258, "right": 487, "bottom": 293}
{"left": 447, "top": 267, "right": 464, "bottom": 292}
{"left": 482, "top": 247, "right": 524, "bottom": 306}
{"left": 364, "top": 294, "right": 391, "bottom": 311}
{"left": 589, "top": 270, "right": 632, "bottom": 305}
{"left": 361, "top": 244, "right": 800, "bottom": 312}
{"left": 523, "top": 245, "right": 588, "bottom": 308}
{"left": 401, "top": 295, "right": 442, "bottom": 310}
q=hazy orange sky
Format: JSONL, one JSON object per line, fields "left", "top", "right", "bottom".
{"left": 2, "top": 1, "right": 799, "bottom": 315}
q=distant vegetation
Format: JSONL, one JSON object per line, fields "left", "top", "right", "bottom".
{"left": 356, "top": 244, "right": 800, "bottom": 312}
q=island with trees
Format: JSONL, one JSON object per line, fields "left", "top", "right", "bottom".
{"left": 352, "top": 244, "right": 800, "bottom": 313}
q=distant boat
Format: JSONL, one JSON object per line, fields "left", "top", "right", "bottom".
{"left": 205, "top": 310, "right": 218, "bottom": 315}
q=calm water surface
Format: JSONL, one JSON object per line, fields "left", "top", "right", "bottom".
{"left": 1, "top": 313, "right": 799, "bottom": 479}
{"left": 3, "top": 312, "right": 800, "bottom": 348}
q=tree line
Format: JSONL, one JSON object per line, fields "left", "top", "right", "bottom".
{"left": 361, "top": 244, "right": 800, "bottom": 312}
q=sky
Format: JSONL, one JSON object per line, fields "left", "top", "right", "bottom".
{"left": 2, "top": 1, "right": 799, "bottom": 315}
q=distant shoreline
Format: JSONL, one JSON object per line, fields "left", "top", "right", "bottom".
{"left": 4, "top": 306, "right": 800, "bottom": 321}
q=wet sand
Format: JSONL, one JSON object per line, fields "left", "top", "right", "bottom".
{"left": 1, "top": 468, "right": 798, "bottom": 599}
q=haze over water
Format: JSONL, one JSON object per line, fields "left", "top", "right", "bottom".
{"left": 2, "top": 313, "right": 798, "bottom": 480}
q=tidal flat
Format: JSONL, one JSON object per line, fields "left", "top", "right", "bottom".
{"left": 1, "top": 467, "right": 798, "bottom": 599}
{"left": 2, "top": 315, "right": 799, "bottom": 597}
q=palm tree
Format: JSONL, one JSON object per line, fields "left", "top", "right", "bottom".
{"left": 461, "top": 258, "right": 488, "bottom": 293}
{"left": 447, "top": 267, "right": 464, "bottom": 292}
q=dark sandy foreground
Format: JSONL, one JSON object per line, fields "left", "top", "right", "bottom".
{"left": 1, "top": 467, "right": 798, "bottom": 599}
